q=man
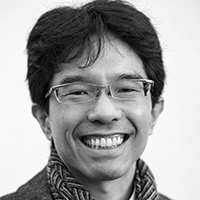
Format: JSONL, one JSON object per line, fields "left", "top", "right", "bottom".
{"left": 1, "top": 0, "right": 171, "bottom": 199}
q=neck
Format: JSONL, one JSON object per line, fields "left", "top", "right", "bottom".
{"left": 71, "top": 163, "right": 136, "bottom": 200}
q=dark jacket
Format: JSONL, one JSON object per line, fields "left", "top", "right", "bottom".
{"left": 0, "top": 167, "right": 171, "bottom": 200}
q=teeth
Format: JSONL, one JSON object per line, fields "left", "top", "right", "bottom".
{"left": 100, "top": 138, "right": 106, "bottom": 148}
{"left": 83, "top": 135, "right": 126, "bottom": 149}
{"left": 106, "top": 138, "right": 112, "bottom": 147}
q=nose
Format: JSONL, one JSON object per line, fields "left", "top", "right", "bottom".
{"left": 87, "top": 92, "right": 122, "bottom": 124}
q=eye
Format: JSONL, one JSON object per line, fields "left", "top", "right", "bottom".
{"left": 117, "top": 87, "right": 139, "bottom": 93}
{"left": 64, "top": 90, "right": 89, "bottom": 96}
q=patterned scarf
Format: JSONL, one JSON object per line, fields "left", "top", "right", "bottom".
{"left": 47, "top": 147, "right": 158, "bottom": 200}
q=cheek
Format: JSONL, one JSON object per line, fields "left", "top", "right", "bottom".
{"left": 126, "top": 100, "right": 151, "bottom": 122}
{"left": 125, "top": 102, "right": 152, "bottom": 138}
{"left": 49, "top": 104, "right": 87, "bottom": 140}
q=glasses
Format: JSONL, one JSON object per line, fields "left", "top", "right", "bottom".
{"left": 45, "top": 79, "right": 154, "bottom": 105}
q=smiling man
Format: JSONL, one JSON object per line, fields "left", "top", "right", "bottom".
{"left": 0, "top": 0, "right": 171, "bottom": 200}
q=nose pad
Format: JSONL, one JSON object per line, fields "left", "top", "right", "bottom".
{"left": 87, "top": 92, "right": 122, "bottom": 124}
{"left": 95, "top": 86, "right": 111, "bottom": 99}
{"left": 106, "top": 89, "right": 112, "bottom": 98}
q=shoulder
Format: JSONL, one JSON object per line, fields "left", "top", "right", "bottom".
{"left": 0, "top": 167, "right": 52, "bottom": 200}
{"left": 158, "top": 193, "right": 173, "bottom": 200}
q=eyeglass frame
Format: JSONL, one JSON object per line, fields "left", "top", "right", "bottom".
{"left": 45, "top": 79, "right": 154, "bottom": 105}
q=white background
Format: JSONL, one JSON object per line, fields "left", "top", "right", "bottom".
{"left": 0, "top": 0, "right": 200, "bottom": 199}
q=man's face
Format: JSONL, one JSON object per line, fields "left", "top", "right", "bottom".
{"left": 44, "top": 36, "right": 161, "bottom": 181}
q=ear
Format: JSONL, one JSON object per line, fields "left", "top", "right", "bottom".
{"left": 148, "top": 98, "right": 164, "bottom": 136}
{"left": 31, "top": 104, "right": 52, "bottom": 141}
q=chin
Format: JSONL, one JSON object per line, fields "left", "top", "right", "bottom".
{"left": 88, "top": 165, "right": 129, "bottom": 181}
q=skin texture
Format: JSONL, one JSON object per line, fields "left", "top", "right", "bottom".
{"left": 32, "top": 35, "right": 163, "bottom": 200}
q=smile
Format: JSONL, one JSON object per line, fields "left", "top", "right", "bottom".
{"left": 81, "top": 134, "right": 129, "bottom": 149}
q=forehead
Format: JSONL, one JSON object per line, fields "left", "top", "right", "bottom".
{"left": 51, "top": 36, "right": 146, "bottom": 86}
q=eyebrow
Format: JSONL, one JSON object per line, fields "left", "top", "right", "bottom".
{"left": 115, "top": 73, "right": 144, "bottom": 81}
{"left": 58, "top": 75, "right": 90, "bottom": 85}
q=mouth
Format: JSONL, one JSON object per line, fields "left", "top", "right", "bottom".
{"left": 81, "top": 134, "right": 130, "bottom": 150}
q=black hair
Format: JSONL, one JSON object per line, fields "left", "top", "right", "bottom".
{"left": 26, "top": 0, "right": 165, "bottom": 111}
